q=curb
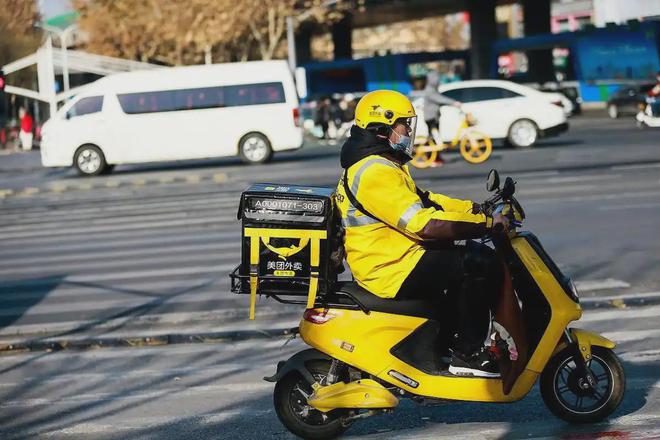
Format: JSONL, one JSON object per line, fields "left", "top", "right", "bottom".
{"left": 0, "top": 172, "right": 229, "bottom": 199}
{"left": 0, "top": 327, "right": 299, "bottom": 356}
{"left": 2, "top": 292, "right": 660, "bottom": 356}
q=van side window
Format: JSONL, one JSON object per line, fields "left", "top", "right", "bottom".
{"left": 67, "top": 96, "right": 104, "bottom": 119}
{"left": 117, "top": 82, "right": 285, "bottom": 114}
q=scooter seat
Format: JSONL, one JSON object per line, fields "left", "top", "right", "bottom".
{"left": 332, "top": 281, "right": 437, "bottom": 320}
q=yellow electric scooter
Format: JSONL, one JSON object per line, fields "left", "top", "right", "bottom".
{"left": 260, "top": 170, "right": 625, "bottom": 440}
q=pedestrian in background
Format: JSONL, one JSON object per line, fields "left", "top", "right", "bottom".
{"left": 316, "top": 98, "right": 331, "bottom": 139}
{"left": 423, "top": 71, "right": 462, "bottom": 167}
{"left": 19, "top": 107, "right": 33, "bottom": 151}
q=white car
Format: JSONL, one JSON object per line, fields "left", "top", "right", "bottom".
{"left": 414, "top": 80, "right": 568, "bottom": 148}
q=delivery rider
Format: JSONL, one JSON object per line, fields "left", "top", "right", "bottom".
{"left": 336, "top": 90, "right": 510, "bottom": 378}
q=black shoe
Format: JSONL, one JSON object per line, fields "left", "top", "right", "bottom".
{"left": 448, "top": 347, "right": 501, "bottom": 378}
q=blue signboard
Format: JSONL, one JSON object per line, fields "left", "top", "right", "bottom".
{"left": 575, "top": 30, "right": 660, "bottom": 82}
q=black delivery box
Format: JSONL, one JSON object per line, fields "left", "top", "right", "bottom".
{"left": 231, "top": 183, "right": 337, "bottom": 317}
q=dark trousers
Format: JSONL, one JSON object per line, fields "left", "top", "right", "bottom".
{"left": 425, "top": 118, "right": 439, "bottom": 133}
{"left": 396, "top": 241, "right": 503, "bottom": 356}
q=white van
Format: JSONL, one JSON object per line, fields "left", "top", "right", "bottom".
{"left": 41, "top": 60, "right": 303, "bottom": 175}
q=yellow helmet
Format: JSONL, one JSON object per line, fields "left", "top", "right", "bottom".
{"left": 354, "top": 89, "right": 416, "bottom": 129}
{"left": 354, "top": 90, "right": 418, "bottom": 159}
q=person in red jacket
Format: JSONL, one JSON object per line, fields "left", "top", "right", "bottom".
{"left": 19, "top": 107, "right": 34, "bottom": 151}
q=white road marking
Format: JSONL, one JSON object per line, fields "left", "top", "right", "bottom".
{"left": 580, "top": 290, "right": 660, "bottom": 304}
{"left": 524, "top": 189, "right": 660, "bottom": 204}
{"left": 581, "top": 305, "right": 660, "bottom": 322}
{"left": 574, "top": 278, "right": 631, "bottom": 292}
{"left": 544, "top": 174, "right": 621, "bottom": 184}
{"left": 14, "top": 410, "right": 275, "bottom": 436}
{"left": 599, "top": 201, "right": 660, "bottom": 211}
{"left": 0, "top": 263, "right": 235, "bottom": 287}
{"left": 0, "top": 382, "right": 273, "bottom": 408}
{"left": 0, "top": 363, "right": 256, "bottom": 386}
{"left": 0, "top": 227, "right": 237, "bottom": 255}
{"left": 602, "top": 329, "right": 660, "bottom": 343}
{"left": 0, "top": 249, "right": 233, "bottom": 277}
{"left": 612, "top": 162, "right": 660, "bottom": 171}
{"left": 0, "top": 277, "right": 229, "bottom": 301}
{"left": 518, "top": 184, "right": 599, "bottom": 196}
{"left": 619, "top": 349, "right": 660, "bottom": 363}
{"left": 0, "top": 290, "right": 228, "bottom": 317}
{"left": 0, "top": 240, "right": 235, "bottom": 268}
{"left": 0, "top": 210, "right": 235, "bottom": 235}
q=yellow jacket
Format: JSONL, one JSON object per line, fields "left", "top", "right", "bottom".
{"left": 336, "top": 154, "right": 492, "bottom": 298}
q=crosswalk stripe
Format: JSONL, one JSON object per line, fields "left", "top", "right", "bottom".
{"left": 0, "top": 382, "right": 273, "bottom": 408}
{"left": 581, "top": 305, "right": 660, "bottom": 322}
{"left": 0, "top": 263, "right": 236, "bottom": 287}
{"left": 0, "top": 241, "right": 234, "bottom": 268}
{"left": 0, "top": 215, "right": 234, "bottom": 240}
{"left": 0, "top": 227, "right": 238, "bottom": 254}
{"left": 0, "top": 193, "right": 239, "bottom": 221}
{"left": 0, "top": 248, "right": 237, "bottom": 277}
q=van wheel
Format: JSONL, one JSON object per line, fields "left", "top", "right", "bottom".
{"left": 74, "top": 145, "right": 107, "bottom": 176}
{"left": 239, "top": 133, "right": 273, "bottom": 164}
{"left": 507, "top": 119, "right": 538, "bottom": 148}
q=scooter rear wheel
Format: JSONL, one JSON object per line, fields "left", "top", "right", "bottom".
{"left": 273, "top": 360, "right": 349, "bottom": 440}
{"left": 540, "top": 346, "right": 625, "bottom": 423}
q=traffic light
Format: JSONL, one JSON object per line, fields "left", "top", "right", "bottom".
{"left": 0, "top": 70, "right": 5, "bottom": 91}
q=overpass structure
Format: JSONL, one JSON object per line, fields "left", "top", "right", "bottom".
{"left": 295, "top": 0, "right": 553, "bottom": 80}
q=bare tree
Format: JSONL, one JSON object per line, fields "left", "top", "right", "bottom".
{"left": 0, "top": 0, "right": 41, "bottom": 87}
{"left": 74, "top": 0, "right": 349, "bottom": 64}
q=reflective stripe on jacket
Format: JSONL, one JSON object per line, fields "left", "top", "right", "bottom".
{"left": 336, "top": 154, "right": 491, "bottom": 298}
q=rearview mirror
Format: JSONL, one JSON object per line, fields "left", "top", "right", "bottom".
{"left": 486, "top": 169, "right": 500, "bottom": 192}
{"left": 502, "top": 176, "right": 516, "bottom": 198}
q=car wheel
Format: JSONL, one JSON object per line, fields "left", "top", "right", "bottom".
{"left": 239, "top": 133, "right": 273, "bottom": 164}
{"left": 74, "top": 144, "right": 107, "bottom": 176}
{"left": 607, "top": 104, "right": 619, "bottom": 119}
{"left": 507, "top": 119, "right": 538, "bottom": 149}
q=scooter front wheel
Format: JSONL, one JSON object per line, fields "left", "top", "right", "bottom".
{"left": 540, "top": 346, "right": 625, "bottom": 423}
{"left": 273, "top": 360, "right": 349, "bottom": 440}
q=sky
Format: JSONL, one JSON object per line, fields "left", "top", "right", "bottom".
{"left": 38, "top": 0, "right": 73, "bottom": 21}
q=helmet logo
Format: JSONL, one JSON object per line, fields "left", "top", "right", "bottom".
{"left": 369, "top": 104, "right": 382, "bottom": 117}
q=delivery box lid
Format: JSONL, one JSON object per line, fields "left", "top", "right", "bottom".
{"left": 238, "top": 183, "right": 334, "bottom": 225}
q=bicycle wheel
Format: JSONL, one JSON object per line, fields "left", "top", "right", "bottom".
{"left": 411, "top": 138, "right": 438, "bottom": 169}
{"left": 459, "top": 131, "right": 492, "bottom": 164}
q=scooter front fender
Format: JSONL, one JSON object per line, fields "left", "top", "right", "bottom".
{"left": 569, "top": 328, "right": 616, "bottom": 362}
{"left": 263, "top": 348, "right": 331, "bottom": 385}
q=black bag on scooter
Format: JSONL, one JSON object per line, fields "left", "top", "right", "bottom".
{"left": 230, "top": 183, "right": 342, "bottom": 318}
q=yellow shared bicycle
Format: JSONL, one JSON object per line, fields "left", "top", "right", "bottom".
{"left": 412, "top": 111, "right": 492, "bottom": 168}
